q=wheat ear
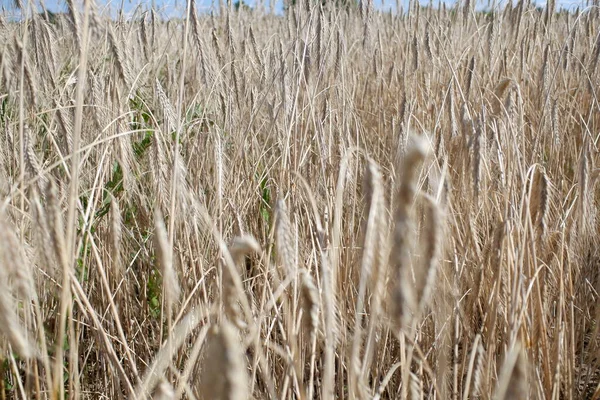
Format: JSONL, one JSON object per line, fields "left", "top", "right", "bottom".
{"left": 199, "top": 321, "right": 248, "bottom": 400}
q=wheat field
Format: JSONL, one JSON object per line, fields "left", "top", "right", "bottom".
{"left": 0, "top": 0, "right": 599, "bottom": 398}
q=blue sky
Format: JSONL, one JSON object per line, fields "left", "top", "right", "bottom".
{"left": 1, "top": 0, "right": 589, "bottom": 19}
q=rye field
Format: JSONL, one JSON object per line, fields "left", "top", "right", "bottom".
{"left": 0, "top": 0, "right": 599, "bottom": 398}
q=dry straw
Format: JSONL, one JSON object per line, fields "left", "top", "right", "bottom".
{"left": 1, "top": 2, "right": 598, "bottom": 398}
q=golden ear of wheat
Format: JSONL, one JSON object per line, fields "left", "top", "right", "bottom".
{"left": 0, "top": 217, "right": 35, "bottom": 359}
{"left": 496, "top": 343, "right": 528, "bottom": 400}
{"left": 390, "top": 134, "right": 430, "bottom": 329}
{"left": 199, "top": 321, "right": 248, "bottom": 400}
{"left": 224, "top": 235, "right": 260, "bottom": 329}
{"left": 154, "top": 209, "right": 181, "bottom": 308}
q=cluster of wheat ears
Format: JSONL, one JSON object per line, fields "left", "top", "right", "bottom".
{"left": 0, "top": 0, "right": 599, "bottom": 398}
